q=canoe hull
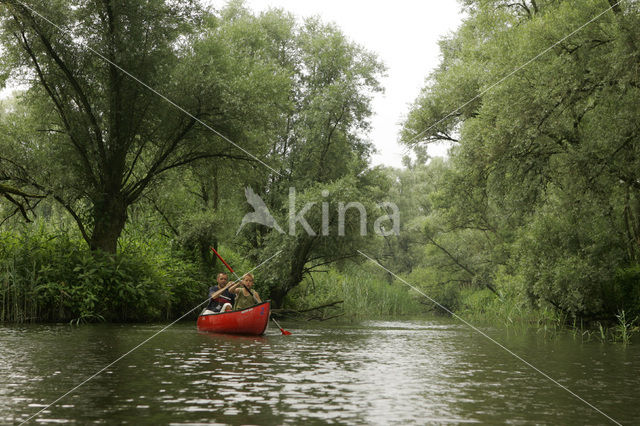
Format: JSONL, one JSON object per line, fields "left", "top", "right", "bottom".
{"left": 197, "top": 301, "right": 271, "bottom": 335}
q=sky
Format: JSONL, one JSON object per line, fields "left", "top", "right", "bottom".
{"left": 208, "top": 0, "right": 465, "bottom": 167}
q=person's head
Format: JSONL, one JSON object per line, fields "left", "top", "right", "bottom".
{"left": 217, "top": 273, "right": 229, "bottom": 287}
{"left": 242, "top": 273, "right": 254, "bottom": 288}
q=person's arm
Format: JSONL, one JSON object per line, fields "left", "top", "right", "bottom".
{"left": 246, "top": 288, "right": 261, "bottom": 303}
{"left": 209, "top": 286, "right": 219, "bottom": 299}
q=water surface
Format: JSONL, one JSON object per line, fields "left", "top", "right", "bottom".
{"left": 1, "top": 318, "right": 638, "bottom": 424}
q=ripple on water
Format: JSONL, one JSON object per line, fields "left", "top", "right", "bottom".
{"left": 1, "top": 320, "right": 639, "bottom": 424}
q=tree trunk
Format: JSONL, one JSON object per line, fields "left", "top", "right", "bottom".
{"left": 271, "top": 287, "right": 287, "bottom": 309}
{"left": 89, "top": 193, "right": 128, "bottom": 253}
{"left": 270, "top": 237, "right": 314, "bottom": 308}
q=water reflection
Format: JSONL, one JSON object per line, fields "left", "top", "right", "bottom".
{"left": 1, "top": 319, "right": 638, "bottom": 424}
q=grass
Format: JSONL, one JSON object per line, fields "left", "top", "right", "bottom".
{"left": 613, "top": 310, "right": 638, "bottom": 345}
{"left": 453, "top": 287, "right": 640, "bottom": 344}
{"left": 284, "top": 264, "right": 640, "bottom": 345}
{"left": 285, "top": 266, "right": 426, "bottom": 321}
{"left": 453, "top": 288, "right": 564, "bottom": 336}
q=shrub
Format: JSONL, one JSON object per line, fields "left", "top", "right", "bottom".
{"left": 0, "top": 225, "right": 209, "bottom": 323}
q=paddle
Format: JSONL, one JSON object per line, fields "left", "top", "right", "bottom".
{"left": 208, "top": 279, "right": 243, "bottom": 302}
{"left": 270, "top": 317, "right": 292, "bottom": 336}
{"left": 237, "top": 281, "right": 291, "bottom": 336}
{"left": 210, "top": 246, "right": 292, "bottom": 336}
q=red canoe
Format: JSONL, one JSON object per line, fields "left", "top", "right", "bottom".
{"left": 197, "top": 301, "right": 271, "bottom": 335}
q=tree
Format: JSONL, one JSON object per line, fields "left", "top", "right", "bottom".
{"left": 0, "top": 97, "right": 48, "bottom": 224}
{"left": 195, "top": 6, "right": 386, "bottom": 306}
{"left": 260, "top": 16, "right": 385, "bottom": 306}
{"left": 401, "top": 0, "right": 640, "bottom": 319}
{"left": 0, "top": 0, "right": 272, "bottom": 252}
{"left": 0, "top": 182, "right": 44, "bottom": 223}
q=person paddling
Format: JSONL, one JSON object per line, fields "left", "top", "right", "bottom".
{"left": 232, "top": 273, "right": 262, "bottom": 310}
{"left": 205, "top": 273, "right": 236, "bottom": 313}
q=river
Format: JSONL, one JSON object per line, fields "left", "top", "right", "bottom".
{"left": 1, "top": 318, "right": 638, "bottom": 425}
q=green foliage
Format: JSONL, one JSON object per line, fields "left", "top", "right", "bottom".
{"left": 0, "top": 1, "right": 388, "bottom": 320}
{"left": 404, "top": 267, "right": 463, "bottom": 313}
{"left": 399, "top": 0, "right": 640, "bottom": 322}
{"left": 0, "top": 0, "right": 286, "bottom": 253}
{"left": 509, "top": 183, "right": 639, "bottom": 318}
{"left": 610, "top": 267, "right": 640, "bottom": 319}
{"left": 286, "top": 266, "right": 425, "bottom": 320}
{"left": 613, "top": 310, "right": 639, "bottom": 345}
{"left": 0, "top": 224, "right": 207, "bottom": 323}
{"left": 195, "top": 4, "right": 388, "bottom": 305}
{"left": 458, "top": 288, "right": 563, "bottom": 332}
{"left": 4, "top": 0, "right": 637, "bottom": 335}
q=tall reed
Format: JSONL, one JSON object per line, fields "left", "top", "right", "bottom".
{"left": 613, "top": 310, "right": 638, "bottom": 345}
{"left": 0, "top": 225, "right": 208, "bottom": 323}
{"left": 286, "top": 267, "right": 425, "bottom": 320}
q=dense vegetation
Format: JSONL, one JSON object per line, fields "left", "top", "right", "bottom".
{"left": 0, "top": 0, "right": 400, "bottom": 322}
{"left": 394, "top": 0, "right": 640, "bottom": 327}
{"left": 1, "top": 0, "right": 638, "bottom": 337}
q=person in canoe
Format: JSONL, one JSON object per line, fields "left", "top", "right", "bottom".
{"left": 232, "top": 273, "right": 262, "bottom": 310}
{"left": 205, "top": 273, "right": 236, "bottom": 313}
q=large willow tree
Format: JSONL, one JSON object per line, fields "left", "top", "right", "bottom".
{"left": 0, "top": 0, "right": 270, "bottom": 252}
{"left": 183, "top": 4, "right": 387, "bottom": 306}
{"left": 402, "top": 0, "right": 640, "bottom": 319}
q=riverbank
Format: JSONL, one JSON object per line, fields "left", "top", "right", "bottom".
{"left": 285, "top": 269, "right": 639, "bottom": 344}
{"left": 284, "top": 267, "right": 427, "bottom": 321}
{"left": 445, "top": 287, "right": 639, "bottom": 345}
{"left": 0, "top": 227, "right": 208, "bottom": 323}
{"left": 0, "top": 227, "right": 425, "bottom": 324}
{"left": 2, "top": 227, "right": 637, "bottom": 344}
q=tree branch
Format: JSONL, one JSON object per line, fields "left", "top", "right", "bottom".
{"left": 13, "top": 1, "right": 107, "bottom": 165}
{"left": 12, "top": 23, "right": 99, "bottom": 187}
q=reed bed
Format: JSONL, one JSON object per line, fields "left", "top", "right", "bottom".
{"left": 286, "top": 267, "right": 425, "bottom": 320}
{"left": 0, "top": 226, "right": 207, "bottom": 323}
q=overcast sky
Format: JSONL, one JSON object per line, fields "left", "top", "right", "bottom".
{"left": 207, "top": 0, "right": 465, "bottom": 167}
